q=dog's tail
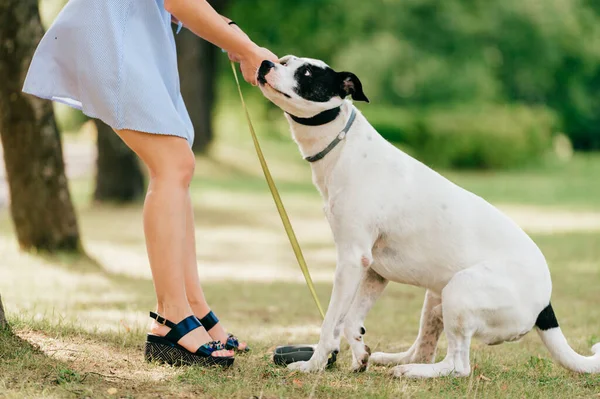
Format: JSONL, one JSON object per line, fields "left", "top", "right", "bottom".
{"left": 535, "top": 302, "right": 600, "bottom": 373}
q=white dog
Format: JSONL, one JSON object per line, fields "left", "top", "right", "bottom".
{"left": 257, "top": 56, "right": 600, "bottom": 378}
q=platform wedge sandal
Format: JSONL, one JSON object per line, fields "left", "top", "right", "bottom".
{"left": 144, "top": 312, "right": 235, "bottom": 367}
{"left": 199, "top": 310, "right": 250, "bottom": 353}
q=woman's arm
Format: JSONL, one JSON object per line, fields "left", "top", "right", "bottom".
{"left": 165, "top": 0, "right": 277, "bottom": 85}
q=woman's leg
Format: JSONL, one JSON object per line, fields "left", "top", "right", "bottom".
{"left": 182, "top": 195, "right": 248, "bottom": 349}
{"left": 113, "top": 128, "right": 232, "bottom": 357}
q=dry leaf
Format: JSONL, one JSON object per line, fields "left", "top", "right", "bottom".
{"left": 501, "top": 384, "right": 508, "bottom": 391}
{"left": 478, "top": 374, "right": 491, "bottom": 382}
{"left": 292, "top": 379, "right": 303, "bottom": 387}
{"left": 107, "top": 387, "right": 118, "bottom": 395}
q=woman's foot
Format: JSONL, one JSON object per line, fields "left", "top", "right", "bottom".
{"left": 150, "top": 309, "right": 233, "bottom": 358}
{"left": 194, "top": 309, "right": 249, "bottom": 352}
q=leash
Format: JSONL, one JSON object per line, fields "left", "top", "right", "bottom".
{"left": 230, "top": 61, "right": 326, "bottom": 319}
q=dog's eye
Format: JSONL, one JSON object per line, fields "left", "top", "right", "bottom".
{"left": 304, "top": 69, "right": 312, "bottom": 77}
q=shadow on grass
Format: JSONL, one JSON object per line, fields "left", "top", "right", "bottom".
{"left": 0, "top": 325, "right": 99, "bottom": 397}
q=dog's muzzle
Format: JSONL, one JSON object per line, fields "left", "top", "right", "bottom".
{"left": 257, "top": 60, "right": 275, "bottom": 85}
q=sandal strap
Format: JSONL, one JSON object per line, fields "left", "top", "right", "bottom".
{"left": 198, "top": 310, "right": 220, "bottom": 331}
{"left": 225, "top": 334, "right": 239, "bottom": 349}
{"left": 196, "top": 340, "right": 225, "bottom": 357}
{"left": 149, "top": 311, "right": 177, "bottom": 329}
{"left": 150, "top": 312, "right": 203, "bottom": 344}
{"left": 164, "top": 315, "right": 203, "bottom": 344}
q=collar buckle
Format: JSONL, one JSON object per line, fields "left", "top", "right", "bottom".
{"left": 303, "top": 107, "right": 357, "bottom": 163}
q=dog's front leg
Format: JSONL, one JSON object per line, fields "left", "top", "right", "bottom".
{"left": 288, "top": 243, "right": 369, "bottom": 373}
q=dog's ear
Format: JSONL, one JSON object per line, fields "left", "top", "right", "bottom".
{"left": 337, "top": 72, "right": 369, "bottom": 103}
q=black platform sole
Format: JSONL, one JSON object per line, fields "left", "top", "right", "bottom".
{"left": 145, "top": 335, "right": 234, "bottom": 368}
{"left": 273, "top": 344, "right": 337, "bottom": 367}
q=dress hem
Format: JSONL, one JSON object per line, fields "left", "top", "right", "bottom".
{"left": 22, "top": 89, "right": 193, "bottom": 146}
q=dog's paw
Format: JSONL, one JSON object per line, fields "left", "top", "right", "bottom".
{"left": 287, "top": 360, "right": 324, "bottom": 373}
{"left": 351, "top": 345, "right": 370, "bottom": 373}
{"left": 392, "top": 364, "right": 436, "bottom": 379}
{"left": 370, "top": 351, "right": 412, "bottom": 366}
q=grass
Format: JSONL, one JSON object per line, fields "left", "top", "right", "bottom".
{"left": 1, "top": 131, "right": 600, "bottom": 398}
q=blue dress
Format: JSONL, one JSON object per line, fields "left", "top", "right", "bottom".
{"left": 23, "top": 0, "right": 194, "bottom": 145}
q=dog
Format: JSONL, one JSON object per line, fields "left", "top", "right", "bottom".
{"left": 256, "top": 55, "right": 600, "bottom": 378}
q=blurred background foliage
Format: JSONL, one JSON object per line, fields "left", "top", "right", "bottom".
{"left": 43, "top": 0, "right": 600, "bottom": 169}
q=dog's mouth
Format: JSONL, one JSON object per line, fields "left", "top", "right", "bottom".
{"left": 260, "top": 80, "right": 291, "bottom": 99}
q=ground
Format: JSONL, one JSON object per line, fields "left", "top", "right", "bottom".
{"left": 1, "top": 124, "right": 600, "bottom": 398}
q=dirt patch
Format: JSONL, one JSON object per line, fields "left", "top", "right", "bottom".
{"left": 11, "top": 330, "right": 207, "bottom": 398}
{"left": 18, "top": 330, "right": 178, "bottom": 383}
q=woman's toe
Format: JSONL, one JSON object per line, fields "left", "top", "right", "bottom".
{"left": 213, "top": 349, "right": 234, "bottom": 358}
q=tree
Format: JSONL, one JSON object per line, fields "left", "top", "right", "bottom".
{"left": 94, "top": 120, "right": 145, "bottom": 203}
{"left": 176, "top": 0, "right": 229, "bottom": 153}
{"left": 0, "top": 0, "right": 82, "bottom": 252}
{"left": 0, "top": 294, "right": 6, "bottom": 328}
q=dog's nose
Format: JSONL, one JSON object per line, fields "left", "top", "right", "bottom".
{"left": 258, "top": 60, "right": 275, "bottom": 78}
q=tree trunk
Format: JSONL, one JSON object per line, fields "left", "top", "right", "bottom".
{"left": 93, "top": 120, "right": 145, "bottom": 203}
{"left": 176, "top": 0, "right": 229, "bottom": 153}
{"left": 0, "top": 294, "right": 6, "bottom": 328}
{"left": 0, "top": 0, "right": 82, "bottom": 252}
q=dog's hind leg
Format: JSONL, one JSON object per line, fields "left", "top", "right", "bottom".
{"left": 343, "top": 267, "right": 389, "bottom": 372}
{"left": 371, "top": 290, "right": 443, "bottom": 366}
{"left": 392, "top": 270, "right": 481, "bottom": 378}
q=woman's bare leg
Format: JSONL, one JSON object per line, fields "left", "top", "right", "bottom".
{"left": 182, "top": 195, "right": 248, "bottom": 349}
{"left": 113, "top": 128, "right": 232, "bottom": 357}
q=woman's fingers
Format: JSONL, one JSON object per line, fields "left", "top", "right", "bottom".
{"left": 239, "top": 47, "right": 279, "bottom": 86}
{"left": 240, "top": 62, "right": 258, "bottom": 86}
{"left": 260, "top": 47, "right": 279, "bottom": 63}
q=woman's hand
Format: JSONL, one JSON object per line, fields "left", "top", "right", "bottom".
{"left": 239, "top": 47, "right": 279, "bottom": 86}
{"left": 223, "top": 22, "right": 278, "bottom": 85}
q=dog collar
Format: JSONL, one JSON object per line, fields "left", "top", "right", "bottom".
{"left": 288, "top": 106, "right": 341, "bottom": 126}
{"left": 303, "top": 107, "right": 357, "bottom": 163}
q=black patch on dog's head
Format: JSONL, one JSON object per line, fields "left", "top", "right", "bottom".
{"left": 293, "top": 63, "right": 369, "bottom": 103}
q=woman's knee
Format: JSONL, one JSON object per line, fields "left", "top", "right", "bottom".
{"left": 150, "top": 149, "right": 195, "bottom": 187}
{"left": 112, "top": 129, "right": 196, "bottom": 187}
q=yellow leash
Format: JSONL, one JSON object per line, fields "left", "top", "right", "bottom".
{"left": 230, "top": 61, "right": 326, "bottom": 319}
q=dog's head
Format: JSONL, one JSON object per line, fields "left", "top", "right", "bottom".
{"left": 257, "top": 55, "right": 369, "bottom": 118}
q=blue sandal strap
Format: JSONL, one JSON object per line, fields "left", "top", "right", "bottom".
{"left": 149, "top": 311, "right": 177, "bottom": 329}
{"left": 196, "top": 340, "right": 225, "bottom": 357}
{"left": 225, "top": 334, "right": 239, "bottom": 349}
{"left": 164, "top": 315, "right": 202, "bottom": 344}
{"left": 199, "top": 311, "right": 220, "bottom": 331}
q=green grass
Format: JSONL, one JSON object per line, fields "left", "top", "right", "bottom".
{"left": 446, "top": 154, "right": 600, "bottom": 210}
{"left": 1, "top": 136, "right": 600, "bottom": 398}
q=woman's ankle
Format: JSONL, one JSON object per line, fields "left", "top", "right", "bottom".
{"left": 156, "top": 300, "right": 193, "bottom": 323}
{"left": 188, "top": 299, "right": 211, "bottom": 319}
